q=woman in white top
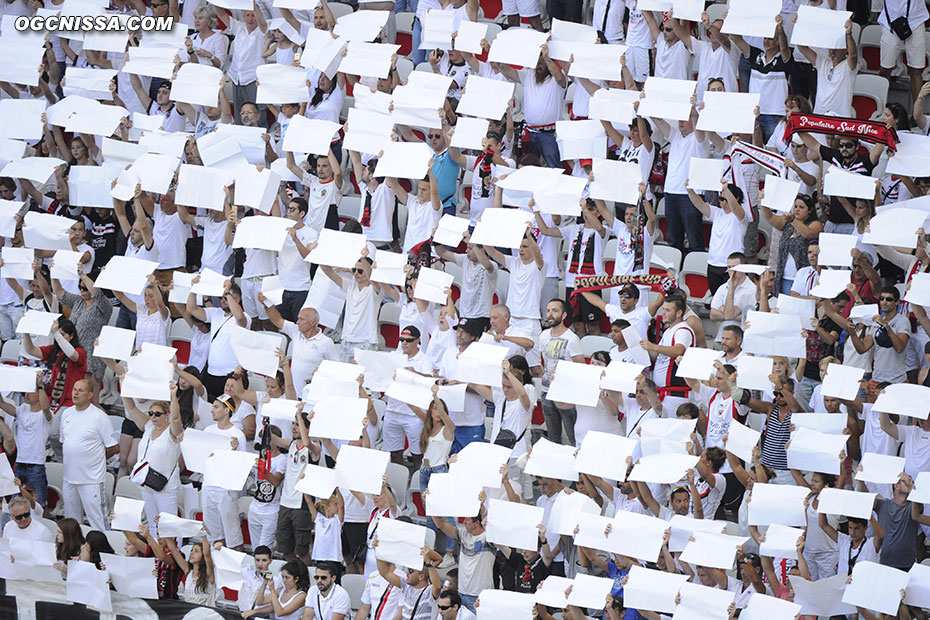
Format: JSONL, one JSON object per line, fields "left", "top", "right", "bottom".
{"left": 574, "top": 351, "right": 622, "bottom": 444}
{"left": 255, "top": 560, "right": 309, "bottom": 620}
{"left": 472, "top": 356, "right": 537, "bottom": 457}
{"left": 412, "top": 385, "right": 456, "bottom": 490}
{"left": 187, "top": 4, "right": 226, "bottom": 69}
{"left": 121, "top": 385, "right": 183, "bottom": 526}
{"left": 169, "top": 535, "right": 217, "bottom": 607}
{"left": 112, "top": 275, "right": 170, "bottom": 350}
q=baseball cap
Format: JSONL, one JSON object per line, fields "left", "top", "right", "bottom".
{"left": 620, "top": 284, "right": 640, "bottom": 299}
{"left": 455, "top": 318, "right": 484, "bottom": 338}
{"left": 400, "top": 326, "right": 421, "bottom": 340}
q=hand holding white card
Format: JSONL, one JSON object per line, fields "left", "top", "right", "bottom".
{"left": 525, "top": 437, "right": 578, "bottom": 481}
{"left": 872, "top": 383, "right": 930, "bottom": 419}
{"left": 821, "top": 363, "right": 865, "bottom": 400}
{"left": 855, "top": 452, "right": 906, "bottom": 485}
{"left": 817, "top": 487, "right": 877, "bottom": 519}
{"left": 374, "top": 517, "right": 427, "bottom": 570}
{"left": 761, "top": 176, "right": 802, "bottom": 213}
{"left": 486, "top": 499, "right": 545, "bottom": 551}
{"left": 675, "top": 347, "right": 720, "bottom": 381}
{"left": 747, "top": 483, "right": 808, "bottom": 526}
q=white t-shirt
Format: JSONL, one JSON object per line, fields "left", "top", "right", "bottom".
{"left": 654, "top": 37, "right": 690, "bottom": 80}
{"left": 402, "top": 194, "right": 441, "bottom": 254}
{"left": 204, "top": 307, "right": 251, "bottom": 375}
{"left": 360, "top": 184, "right": 394, "bottom": 244}
{"left": 666, "top": 128, "right": 709, "bottom": 194}
{"left": 340, "top": 279, "right": 379, "bottom": 344}
{"left": 814, "top": 53, "right": 856, "bottom": 117}
{"left": 897, "top": 424, "right": 930, "bottom": 480}
{"left": 359, "top": 573, "right": 402, "bottom": 620}
{"left": 199, "top": 215, "right": 232, "bottom": 274}
{"left": 692, "top": 40, "right": 740, "bottom": 95}
{"left": 604, "top": 303, "right": 652, "bottom": 339}
{"left": 539, "top": 327, "right": 583, "bottom": 391}
{"left": 837, "top": 532, "right": 879, "bottom": 576}
{"left": 281, "top": 322, "right": 338, "bottom": 389}
{"left": 60, "top": 404, "right": 116, "bottom": 485}
{"left": 453, "top": 254, "right": 497, "bottom": 320}
{"left": 2, "top": 518, "right": 53, "bottom": 542}
{"left": 279, "top": 441, "right": 310, "bottom": 509}
{"left": 278, "top": 225, "right": 317, "bottom": 290}
{"left": 505, "top": 256, "right": 545, "bottom": 320}
{"left": 302, "top": 173, "right": 343, "bottom": 234}
{"left": 611, "top": 219, "right": 653, "bottom": 278}
{"left": 13, "top": 403, "right": 50, "bottom": 465}
{"left": 152, "top": 208, "right": 189, "bottom": 270}
{"left": 519, "top": 70, "right": 564, "bottom": 127}
{"left": 707, "top": 207, "right": 748, "bottom": 267}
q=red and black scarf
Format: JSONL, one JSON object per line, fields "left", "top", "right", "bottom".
{"left": 783, "top": 113, "right": 899, "bottom": 153}
{"left": 360, "top": 191, "right": 372, "bottom": 227}
{"left": 568, "top": 273, "right": 677, "bottom": 315}
{"left": 569, "top": 226, "right": 598, "bottom": 276}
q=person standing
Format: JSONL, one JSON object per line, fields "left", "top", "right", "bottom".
{"left": 59, "top": 380, "right": 118, "bottom": 531}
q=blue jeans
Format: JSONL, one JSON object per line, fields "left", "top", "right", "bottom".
{"left": 452, "top": 425, "right": 485, "bottom": 454}
{"left": 420, "top": 464, "right": 455, "bottom": 553}
{"left": 410, "top": 16, "right": 425, "bottom": 65}
{"left": 16, "top": 462, "right": 48, "bottom": 508}
{"left": 116, "top": 304, "right": 137, "bottom": 330}
{"left": 459, "top": 593, "right": 478, "bottom": 613}
{"left": 664, "top": 193, "right": 704, "bottom": 254}
{"left": 542, "top": 398, "right": 576, "bottom": 446}
{"left": 529, "top": 131, "right": 561, "bottom": 168}
{"left": 780, "top": 278, "right": 794, "bottom": 296}
{"left": 757, "top": 114, "right": 781, "bottom": 144}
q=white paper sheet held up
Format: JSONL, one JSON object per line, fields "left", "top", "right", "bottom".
{"left": 624, "top": 565, "right": 689, "bottom": 614}
{"left": 675, "top": 347, "right": 721, "bottom": 381}
{"left": 856, "top": 452, "right": 906, "bottom": 485}
{"left": 476, "top": 590, "right": 535, "bottom": 620}
{"left": 747, "top": 483, "right": 808, "bottom": 527}
{"left": 374, "top": 142, "right": 434, "bottom": 180}
{"left": 170, "top": 63, "right": 222, "bottom": 107}
{"left": 22, "top": 211, "right": 73, "bottom": 250}
{"left": 425, "top": 472, "right": 482, "bottom": 517}
{"left": 673, "top": 582, "right": 735, "bottom": 620}
{"left": 334, "top": 444, "right": 389, "bottom": 494}
{"left": 687, "top": 158, "right": 730, "bottom": 192}
{"left": 573, "top": 431, "right": 637, "bottom": 481}
{"left": 15, "top": 310, "right": 61, "bottom": 337}
{"left": 487, "top": 28, "right": 548, "bottom": 68}
{"left": 761, "top": 175, "right": 802, "bottom": 214}
{"left": 723, "top": 419, "right": 761, "bottom": 464}
{"left": 823, "top": 164, "right": 879, "bottom": 201}
{"left": 872, "top": 382, "right": 930, "bottom": 419}
{"left": 525, "top": 437, "right": 578, "bottom": 481}
{"left": 547, "top": 490, "right": 600, "bottom": 536}
{"left": 110, "top": 496, "right": 145, "bottom": 532}
{"left": 742, "top": 593, "right": 801, "bottom": 620}
{"left": 818, "top": 232, "right": 857, "bottom": 267}
{"left": 743, "top": 310, "right": 806, "bottom": 358}
{"left": 679, "top": 531, "right": 748, "bottom": 570}
{"left": 307, "top": 396, "right": 367, "bottom": 441}
{"left": 821, "top": 363, "right": 865, "bottom": 400}
{"left": 790, "top": 4, "right": 853, "bottom": 49}
{"left": 452, "top": 20, "right": 487, "bottom": 54}
{"left": 816, "top": 487, "right": 877, "bottom": 519}
{"left": 790, "top": 573, "right": 856, "bottom": 617}
{"left": 156, "top": 513, "right": 207, "bottom": 538}
{"left": 588, "top": 88, "right": 640, "bottom": 125}
{"left": 628, "top": 453, "right": 699, "bottom": 485}
{"left": 229, "top": 324, "right": 282, "bottom": 377}
{"left": 637, "top": 77, "right": 696, "bottom": 121}
{"left": 448, "top": 441, "right": 512, "bottom": 489}
{"left": 180, "top": 428, "right": 236, "bottom": 474}
{"left": 413, "top": 267, "right": 454, "bottom": 304}
{"left": 696, "top": 92, "right": 760, "bottom": 134}
{"left": 759, "top": 523, "right": 806, "bottom": 560}
{"left": 842, "top": 561, "right": 910, "bottom": 616}
{"left": 67, "top": 560, "right": 112, "bottom": 612}
{"left": 469, "top": 208, "right": 533, "bottom": 250}
{"left": 787, "top": 428, "right": 848, "bottom": 474}
{"left": 589, "top": 158, "right": 642, "bottom": 204}
{"left": 721, "top": 0, "right": 781, "bottom": 38}
{"left": 546, "top": 360, "right": 604, "bottom": 407}
{"left": 862, "top": 206, "right": 927, "bottom": 248}
{"left": 457, "top": 75, "right": 515, "bottom": 120}
{"left": 101, "top": 554, "right": 158, "bottom": 599}
{"left": 203, "top": 449, "right": 255, "bottom": 490}
{"left": 339, "top": 41, "right": 401, "bottom": 79}
{"left": 294, "top": 464, "right": 338, "bottom": 499}
{"left": 485, "top": 499, "right": 545, "bottom": 551}
{"left": 374, "top": 517, "right": 427, "bottom": 570}
{"left": 0, "top": 366, "right": 42, "bottom": 393}
{"left": 256, "top": 64, "right": 310, "bottom": 104}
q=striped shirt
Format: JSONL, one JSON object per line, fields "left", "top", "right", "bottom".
{"left": 761, "top": 406, "right": 791, "bottom": 471}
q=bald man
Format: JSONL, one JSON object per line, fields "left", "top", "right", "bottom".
{"left": 59, "top": 380, "right": 118, "bottom": 530}
{"left": 261, "top": 295, "right": 338, "bottom": 388}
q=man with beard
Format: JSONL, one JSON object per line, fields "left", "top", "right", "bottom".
{"left": 538, "top": 298, "right": 585, "bottom": 446}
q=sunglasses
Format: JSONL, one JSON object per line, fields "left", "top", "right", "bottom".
{"left": 399, "top": 336, "right": 417, "bottom": 343}
{"left": 314, "top": 575, "right": 329, "bottom": 581}
{"left": 663, "top": 27, "right": 674, "bottom": 32}
{"left": 620, "top": 293, "right": 635, "bottom": 299}
{"left": 773, "top": 391, "right": 783, "bottom": 398}
{"left": 13, "top": 511, "right": 30, "bottom": 521}
{"left": 437, "top": 604, "right": 453, "bottom": 611}
{"left": 880, "top": 296, "right": 896, "bottom": 302}
{"left": 78, "top": 286, "right": 88, "bottom": 292}
{"left": 148, "top": 409, "right": 167, "bottom": 417}
{"left": 428, "top": 134, "right": 442, "bottom": 139}
{"left": 839, "top": 142, "right": 856, "bottom": 149}
{"left": 286, "top": 206, "right": 298, "bottom": 213}
{"left": 352, "top": 268, "right": 365, "bottom": 274}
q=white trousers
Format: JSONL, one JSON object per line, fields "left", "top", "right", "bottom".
{"left": 142, "top": 485, "right": 179, "bottom": 527}
{"left": 247, "top": 505, "right": 279, "bottom": 550}
{"left": 203, "top": 488, "right": 243, "bottom": 547}
{"left": 63, "top": 481, "right": 108, "bottom": 531}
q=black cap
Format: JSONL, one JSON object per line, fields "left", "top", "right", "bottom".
{"left": 620, "top": 284, "right": 640, "bottom": 299}
{"left": 400, "top": 325, "right": 421, "bottom": 339}
{"left": 455, "top": 318, "right": 484, "bottom": 338}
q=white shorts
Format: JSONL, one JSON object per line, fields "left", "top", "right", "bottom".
{"left": 382, "top": 411, "right": 424, "bottom": 453}
{"left": 501, "top": 0, "right": 539, "bottom": 18}
{"left": 240, "top": 277, "right": 268, "bottom": 321}
{"left": 625, "top": 46, "right": 650, "bottom": 83}
{"left": 880, "top": 25, "right": 927, "bottom": 69}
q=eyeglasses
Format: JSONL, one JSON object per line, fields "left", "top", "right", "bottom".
{"left": 78, "top": 286, "right": 88, "bottom": 292}
{"left": 399, "top": 336, "right": 417, "bottom": 343}
{"left": 662, "top": 27, "right": 674, "bottom": 31}
{"left": 13, "top": 511, "right": 30, "bottom": 521}
{"left": 838, "top": 142, "right": 856, "bottom": 149}
{"left": 148, "top": 409, "right": 167, "bottom": 417}
{"left": 437, "top": 604, "right": 453, "bottom": 611}
{"left": 773, "top": 391, "right": 783, "bottom": 397}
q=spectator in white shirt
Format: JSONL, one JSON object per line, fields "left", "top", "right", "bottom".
{"left": 59, "top": 380, "right": 118, "bottom": 532}
{"left": 186, "top": 4, "right": 227, "bottom": 69}
{"left": 277, "top": 197, "right": 318, "bottom": 321}
{"left": 320, "top": 252, "right": 382, "bottom": 362}
{"left": 0, "top": 386, "right": 51, "bottom": 509}
{"left": 304, "top": 561, "right": 352, "bottom": 620}
{"left": 216, "top": 3, "right": 268, "bottom": 120}
{"left": 794, "top": 18, "right": 858, "bottom": 117}
{"left": 3, "top": 495, "right": 52, "bottom": 543}
{"left": 187, "top": 280, "right": 251, "bottom": 400}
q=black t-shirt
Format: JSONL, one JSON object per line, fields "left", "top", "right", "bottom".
{"left": 505, "top": 553, "right": 549, "bottom": 593}
{"left": 819, "top": 145, "right": 876, "bottom": 225}
{"left": 804, "top": 315, "right": 841, "bottom": 379}
{"left": 86, "top": 210, "right": 120, "bottom": 278}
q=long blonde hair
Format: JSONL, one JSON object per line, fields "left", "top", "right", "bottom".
{"left": 418, "top": 398, "right": 449, "bottom": 453}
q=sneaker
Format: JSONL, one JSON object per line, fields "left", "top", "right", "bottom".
{"left": 438, "top": 554, "right": 455, "bottom": 569}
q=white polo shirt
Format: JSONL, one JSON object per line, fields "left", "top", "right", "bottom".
{"left": 281, "top": 321, "right": 338, "bottom": 388}
{"left": 306, "top": 583, "right": 352, "bottom": 620}
{"left": 60, "top": 403, "right": 116, "bottom": 485}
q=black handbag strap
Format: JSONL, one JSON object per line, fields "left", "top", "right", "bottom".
{"left": 885, "top": 0, "right": 911, "bottom": 28}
